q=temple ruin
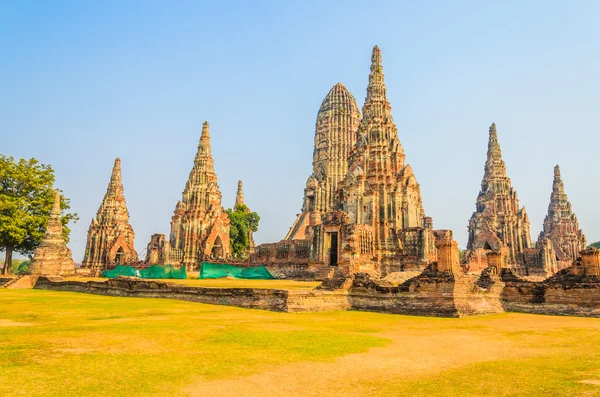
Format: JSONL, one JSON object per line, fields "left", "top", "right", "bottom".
{"left": 465, "top": 123, "right": 533, "bottom": 270}
{"left": 19, "top": 43, "right": 600, "bottom": 319}
{"left": 535, "top": 165, "right": 587, "bottom": 272}
{"left": 253, "top": 46, "right": 438, "bottom": 278}
{"left": 285, "top": 82, "right": 361, "bottom": 240}
{"left": 30, "top": 190, "right": 75, "bottom": 276}
{"left": 82, "top": 158, "right": 138, "bottom": 273}
{"left": 145, "top": 121, "right": 231, "bottom": 270}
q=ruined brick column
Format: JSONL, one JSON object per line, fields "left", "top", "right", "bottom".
{"left": 30, "top": 190, "right": 75, "bottom": 276}
{"left": 234, "top": 180, "right": 255, "bottom": 256}
{"left": 581, "top": 248, "right": 600, "bottom": 276}
{"left": 235, "top": 180, "right": 245, "bottom": 207}
{"left": 434, "top": 231, "right": 460, "bottom": 273}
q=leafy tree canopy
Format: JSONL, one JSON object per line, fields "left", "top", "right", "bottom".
{"left": 225, "top": 204, "right": 259, "bottom": 258}
{"left": 590, "top": 241, "right": 600, "bottom": 249}
{"left": 0, "top": 155, "right": 78, "bottom": 274}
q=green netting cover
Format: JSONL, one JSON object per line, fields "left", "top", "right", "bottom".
{"left": 102, "top": 264, "right": 186, "bottom": 279}
{"left": 200, "top": 263, "right": 274, "bottom": 279}
{"left": 102, "top": 265, "right": 137, "bottom": 278}
{"left": 139, "top": 264, "right": 187, "bottom": 279}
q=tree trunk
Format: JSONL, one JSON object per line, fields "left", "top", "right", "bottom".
{"left": 3, "top": 245, "right": 13, "bottom": 275}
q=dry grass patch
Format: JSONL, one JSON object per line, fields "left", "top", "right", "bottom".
{"left": 1, "top": 289, "right": 600, "bottom": 397}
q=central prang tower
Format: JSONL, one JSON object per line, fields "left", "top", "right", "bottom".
{"left": 337, "top": 45, "right": 435, "bottom": 273}
{"left": 257, "top": 46, "right": 438, "bottom": 277}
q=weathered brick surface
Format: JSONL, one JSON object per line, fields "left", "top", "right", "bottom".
{"left": 29, "top": 190, "right": 75, "bottom": 276}
{"left": 501, "top": 263, "right": 600, "bottom": 317}
{"left": 347, "top": 264, "right": 505, "bottom": 317}
{"left": 33, "top": 277, "right": 348, "bottom": 312}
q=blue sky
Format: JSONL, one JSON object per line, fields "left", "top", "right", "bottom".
{"left": 2, "top": 0, "right": 599, "bottom": 261}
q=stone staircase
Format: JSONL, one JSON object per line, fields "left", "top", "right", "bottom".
{"left": 3, "top": 275, "right": 37, "bottom": 289}
{"left": 0, "top": 277, "right": 14, "bottom": 287}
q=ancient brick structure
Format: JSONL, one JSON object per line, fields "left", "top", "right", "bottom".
{"left": 286, "top": 83, "right": 361, "bottom": 240}
{"left": 334, "top": 45, "right": 436, "bottom": 275}
{"left": 82, "top": 158, "right": 137, "bottom": 271}
{"left": 30, "top": 190, "right": 75, "bottom": 276}
{"left": 254, "top": 46, "right": 437, "bottom": 277}
{"left": 234, "top": 180, "right": 255, "bottom": 256}
{"left": 537, "top": 165, "right": 587, "bottom": 267}
{"left": 168, "top": 121, "right": 231, "bottom": 269}
{"left": 466, "top": 123, "right": 532, "bottom": 268}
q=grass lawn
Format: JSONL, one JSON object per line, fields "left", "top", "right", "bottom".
{"left": 1, "top": 289, "right": 600, "bottom": 396}
{"left": 65, "top": 277, "right": 321, "bottom": 290}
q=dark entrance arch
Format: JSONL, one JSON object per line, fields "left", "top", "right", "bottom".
{"left": 115, "top": 247, "right": 125, "bottom": 264}
{"left": 211, "top": 236, "right": 224, "bottom": 259}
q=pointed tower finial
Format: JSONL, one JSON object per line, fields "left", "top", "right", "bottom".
{"left": 51, "top": 189, "right": 61, "bottom": 216}
{"left": 371, "top": 45, "right": 382, "bottom": 70}
{"left": 483, "top": 122, "right": 506, "bottom": 180}
{"left": 111, "top": 157, "right": 122, "bottom": 181}
{"left": 362, "top": 45, "right": 391, "bottom": 123}
{"left": 95, "top": 158, "right": 128, "bottom": 224}
{"left": 552, "top": 164, "right": 565, "bottom": 194}
{"left": 193, "top": 121, "right": 214, "bottom": 169}
{"left": 235, "top": 180, "right": 245, "bottom": 207}
{"left": 106, "top": 157, "right": 124, "bottom": 197}
{"left": 200, "top": 121, "right": 210, "bottom": 142}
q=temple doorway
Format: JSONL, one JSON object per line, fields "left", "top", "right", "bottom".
{"left": 327, "top": 232, "right": 339, "bottom": 267}
{"left": 115, "top": 247, "right": 125, "bottom": 264}
{"left": 211, "top": 236, "right": 223, "bottom": 259}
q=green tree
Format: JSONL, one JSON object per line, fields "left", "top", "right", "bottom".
{"left": 11, "top": 259, "right": 30, "bottom": 274}
{"left": 0, "top": 155, "right": 78, "bottom": 275}
{"left": 590, "top": 241, "right": 600, "bottom": 249}
{"left": 225, "top": 204, "right": 260, "bottom": 258}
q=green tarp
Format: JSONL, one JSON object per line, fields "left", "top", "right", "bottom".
{"left": 200, "top": 262, "right": 274, "bottom": 279}
{"left": 102, "top": 264, "right": 187, "bottom": 279}
{"left": 102, "top": 265, "right": 137, "bottom": 278}
{"left": 139, "top": 264, "right": 187, "bottom": 279}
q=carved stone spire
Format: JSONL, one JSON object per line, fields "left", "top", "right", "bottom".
{"left": 82, "top": 158, "right": 137, "bottom": 270}
{"left": 538, "top": 165, "right": 587, "bottom": 263}
{"left": 467, "top": 123, "right": 532, "bottom": 265}
{"left": 194, "top": 121, "right": 214, "bottom": 173}
{"left": 30, "top": 190, "right": 75, "bottom": 276}
{"left": 361, "top": 45, "right": 391, "bottom": 121}
{"left": 95, "top": 158, "right": 130, "bottom": 224}
{"left": 355, "top": 45, "right": 405, "bottom": 173}
{"left": 552, "top": 165, "right": 564, "bottom": 194}
{"left": 235, "top": 180, "right": 245, "bottom": 207}
{"left": 285, "top": 82, "right": 360, "bottom": 240}
{"left": 169, "top": 121, "right": 231, "bottom": 268}
{"left": 181, "top": 121, "right": 219, "bottom": 207}
{"left": 340, "top": 45, "right": 431, "bottom": 262}
{"left": 483, "top": 123, "right": 508, "bottom": 183}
